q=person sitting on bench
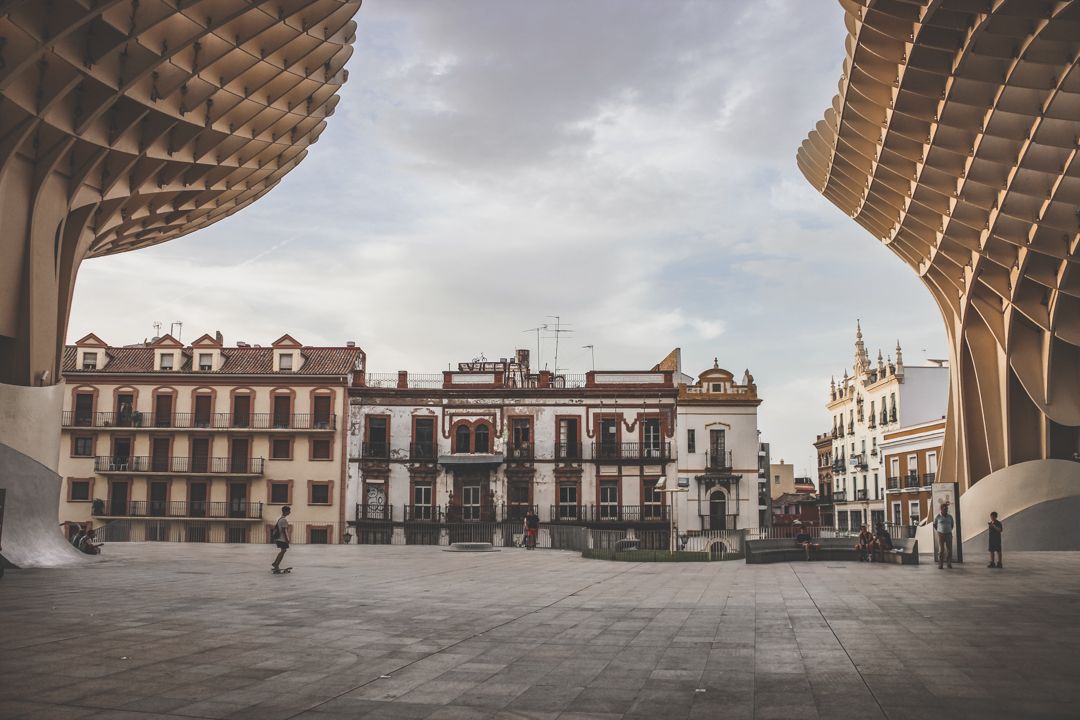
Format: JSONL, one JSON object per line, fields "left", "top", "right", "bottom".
{"left": 872, "top": 522, "right": 894, "bottom": 561}
{"left": 794, "top": 525, "right": 820, "bottom": 560}
{"left": 854, "top": 524, "right": 873, "bottom": 561}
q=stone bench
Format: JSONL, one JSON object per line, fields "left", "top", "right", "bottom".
{"left": 745, "top": 537, "right": 918, "bottom": 565}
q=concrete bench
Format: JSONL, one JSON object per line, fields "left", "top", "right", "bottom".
{"left": 745, "top": 537, "right": 918, "bottom": 565}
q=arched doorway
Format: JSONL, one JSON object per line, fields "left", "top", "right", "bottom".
{"left": 709, "top": 491, "right": 727, "bottom": 530}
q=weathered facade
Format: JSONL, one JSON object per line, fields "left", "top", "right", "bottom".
{"left": 57, "top": 333, "right": 363, "bottom": 544}
{"left": 348, "top": 350, "right": 762, "bottom": 542}
{"left": 881, "top": 418, "right": 946, "bottom": 527}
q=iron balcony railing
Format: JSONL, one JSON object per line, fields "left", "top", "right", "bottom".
{"left": 905, "top": 474, "right": 921, "bottom": 488}
{"left": 360, "top": 442, "right": 390, "bottom": 460}
{"left": 94, "top": 456, "right": 264, "bottom": 475}
{"left": 63, "top": 411, "right": 336, "bottom": 430}
{"left": 355, "top": 503, "right": 392, "bottom": 521}
{"left": 410, "top": 442, "right": 437, "bottom": 461}
{"left": 547, "top": 505, "right": 668, "bottom": 523}
{"left": 706, "top": 449, "right": 733, "bottom": 471}
{"left": 856, "top": 489, "right": 868, "bottom": 500}
{"left": 849, "top": 453, "right": 868, "bottom": 470}
{"left": 592, "top": 442, "right": 671, "bottom": 463}
{"left": 506, "top": 443, "right": 533, "bottom": 461}
{"left": 92, "top": 500, "right": 263, "bottom": 519}
{"left": 923, "top": 472, "right": 936, "bottom": 484}
{"left": 555, "top": 442, "right": 584, "bottom": 462}
{"left": 833, "top": 490, "right": 847, "bottom": 502}
{"left": 391, "top": 504, "right": 541, "bottom": 524}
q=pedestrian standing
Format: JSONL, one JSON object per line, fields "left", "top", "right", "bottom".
{"left": 987, "top": 511, "right": 1003, "bottom": 569}
{"left": 934, "top": 503, "right": 954, "bottom": 569}
{"left": 524, "top": 509, "right": 540, "bottom": 550}
{"left": 271, "top": 505, "right": 291, "bottom": 571}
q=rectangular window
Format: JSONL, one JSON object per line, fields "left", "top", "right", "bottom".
{"left": 73, "top": 436, "right": 93, "bottom": 457}
{"left": 412, "top": 417, "right": 435, "bottom": 459}
{"left": 279, "top": 354, "right": 294, "bottom": 371}
{"left": 413, "top": 483, "right": 433, "bottom": 519}
{"left": 365, "top": 417, "right": 388, "bottom": 458}
{"left": 557, "top": 417, "right": 580, "bottom": 459}
{"left": 313, "top": 395, "right": 332, "bottom": 428}
{"left": 311, "top": 438, "right": 332, "bottom": 460}
{"left": 510, "top": 418, "right": 531, "bottom": 458}
{"left": 687, "top": 429, "right": 696, "bottom": 454}
{"left": 159, "top": 353, "right": 174, "bottom": 370}
{"left": 558, "top": 483, "right": 578, "bottom": 519}
{"left": 909, "top": 500, "right": 920, "bottom": 525}
{"left": 74, "top": 393, "right": 94, "bottom": 426}
{"left": 81, "top": 352, "right": 97, "bottom": 370}
{"left": 270, "top": 482, "right": 290, "bottom": 504}
{"left": 643, "top": 479, "right": 663, "bottom": 519}
{"left": 198, "top": 353, "right": 212, "bottom": 371}
{"left": 69, "top": 479, "right": 91, "bottom": 501}
{"left": 270, "top": 438, "right": 292, "bottom": 459}
{"left": 642, "top": 418, "right": 661, "bottom": 455}
{"left": 310, "top": 483, "right": 331, "bottom": 505}
{"left": 308, "top": 527, "right": 328, "bottom": 544}
{"left": 599, "top": 482, "right": 619, "bottom": 519}
{"left": 892, "top": 502, "right": 902, "bottom": 525}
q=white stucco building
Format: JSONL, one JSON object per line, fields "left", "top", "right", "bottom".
{"left": 826, "top": 323, "right": 948, "bottom": 531}
{"left": 346, "top": 349, "right": 762, "bottom": 544}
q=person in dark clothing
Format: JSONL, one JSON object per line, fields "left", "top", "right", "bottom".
{"left": 524, "top": 509, "right": 540, "bottom": 550}
{"left": 873, "top": 522, "right": 893, "bottom": 561}
{"left": 988, "top": 511, "right": 1003, "bottom": 568}
{"left": 794, "top": 526, "right": 820, "bottom": 560}
{"left": 855, "top": 524, "right": 873, "bottom": 561}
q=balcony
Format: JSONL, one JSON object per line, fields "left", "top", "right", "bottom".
{"left": 886, "top": 476, "right": 900, "bottom": 490}
{"left": 855, "top": 489, "right": 868, "bottom": 500}
{"left": 360, "top": 442, "right": 390, "bottom": 460}
{"left": 833, "top": 491, "right": 847, "bottom": 502}
{"left": 548, "top": 505, "right": 668, "bottom": 524}
{"left": 395, "top": 504, "right": 541, "bottom": 523}
{"left": 705, "top": 449, "right": 733, "bottom": 472}
{"left": 817, "top": 493, "right": 834, "bottom": 506}
{"left": 555, "top": 442, "right": 584, "bottom": 463}
{"left": 923, "top": 472, "right": 936, "bottom": 484}
{"left": 94, "top": 456, "right": 264, "bottom": 475}
{"left": 63, "top": 411, "right": 336, "bottom": 431}
{"left": 355, "top": 503, "right": 392, "bottom": 521}
{"left": 506, "top": 443, "right": 534, "bottom": 462}
{"left": 409, "top": 442, "right": 437, "bottom": 462}
{"left": 92, "top": 500, "right": 263, "bottom": 519}
{"left": 848, "top": 453, "right": 868, "bottom": 471}
{"left": 905, "top": 474, "right": 922, "bottom": 488}
{"left": 832, "top": 460, "right": 846, "bottom": 473}
{"left": 592, "top": 442, "right": 671, "bottom": 464}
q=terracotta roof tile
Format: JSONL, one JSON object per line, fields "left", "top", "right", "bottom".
{"left": 62, "top": 345, "right": 364, "bottom": 376}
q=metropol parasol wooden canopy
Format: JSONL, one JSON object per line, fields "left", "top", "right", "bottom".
{"left": 0, "top": 0, "right": 361, "bottom": 387}
{"left": 799, "top": 0, "right": 1080, "bottom": 490}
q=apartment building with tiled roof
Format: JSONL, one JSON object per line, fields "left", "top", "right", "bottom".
{"left": 58, "top": 332, "right": 365, "bottom": 545}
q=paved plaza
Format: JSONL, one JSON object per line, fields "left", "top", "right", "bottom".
{"left": 2, "top": 546, "right": 1079, "bottom": 720}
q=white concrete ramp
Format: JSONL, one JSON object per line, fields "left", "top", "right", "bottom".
{"left": 0, "top": 443, "right": 85, "bottom": 568}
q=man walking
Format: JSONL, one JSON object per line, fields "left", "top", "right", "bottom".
{"left": 271, "top": 505, "right": 291, "bottom": 571}
{"left": 524, "top": 509, "right": 540, "bottom": 550}
{"left": 987, "top": 511, "right": 1003, "bottom": 569}
{"left": 934, "top": 502, "right": 954, "bottom": 569}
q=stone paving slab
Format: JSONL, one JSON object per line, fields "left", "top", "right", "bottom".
{"left": 2, "top": 544, "right": 1080, "bottom": 719}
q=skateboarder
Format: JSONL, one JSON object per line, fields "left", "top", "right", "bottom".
{"left": 271, "top": 505, "right": 291, "bottom": 572}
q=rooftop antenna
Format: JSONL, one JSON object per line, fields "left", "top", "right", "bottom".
{"left": 152, "top": 321, "right": 162, "bottom": 339}
{"left": 582, "top": 344, "right": 595, "bottom": 371}
{"left": 544, "top": 316, "right": 574, "bottom": 377}
{"left": 169, "top": 321, "right": 183, "bottom": 341}
{"left": 523, "top": 326, "right": 544, "bottom": 372}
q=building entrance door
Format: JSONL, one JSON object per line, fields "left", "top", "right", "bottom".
{"left": 462, "top": 485, "right": 481, "bottom": 521}
{"left": 109, "top": 481, "right": 129, "bottom": 516}
{"left": 228, "top": 483, "right": 247, "bottom": 518}
{"left": 709, "top": 494, "right": 727, "bottom": 530}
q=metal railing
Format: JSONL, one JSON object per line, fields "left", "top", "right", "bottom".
{"left": 706, "top": 449, "right": 732, "bottom": 471}
{"left": 506, "top": 443, "right": 533, "bottom": 461}
{"left": 592, "top": 442, "right": 671, "bottom": 463}
{"left": 92, "top": 500, "right": 263, "bottom": 519}
{"left": 64, "top": 411, "right": 335, "bottom": 430}
{"left": 92, "top": 520, "right": 346, "bottom": 544}
{"left": 905, "top": 474, "right": 921, "bottom": 488}
{"left": 364, "top": 372, "right": 444, "bottom": 389}
{"left": 360, "top": 441, "right": 390, "bottom": 460}
{"left": 555, "top": 442, "right": 583, "bottom": 462}
{"left": 94, "top": 456, "right": 264, "bottom": 474}
{"left": 410, "top": 442, "right": 437, "bottom": 461}
{"left": 923, "top": 472, "right": 936, "bottom": 484}
{"left": 355, "top": 503, "right": 392, "bottom": 521}
{"left": 833, "top": 491, "right": 847, "bottom": 502}
{"left": 855, "top": 489, "right": 868, "bottom": 500}
{"left": 886, "top": 476, "right": 900, "bottom": 490}
{"left": 548, "top": 505, "right": 668, "bottom": 523}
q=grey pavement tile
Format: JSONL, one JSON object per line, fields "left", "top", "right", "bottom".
{"left": 3, "top": 547, "right": 1080, "bottom": 720}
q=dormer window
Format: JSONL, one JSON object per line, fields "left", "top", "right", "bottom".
{"left": 159, "top": 353, "right": 174, "bottom": 371}
{"left": 198, "top": 353, "right": 213, "bottom": 371}
{"left": 82, "top": 352, "right": 98, "bottom": 370}
{"left": 278, "top": 354, "right": 294, "bottom": 372}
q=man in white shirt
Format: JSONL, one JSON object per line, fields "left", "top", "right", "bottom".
{"left": 933, "top": 503, "right": 954, "bottom": 569}
{"left": 272, "top": 505, "right": 291, "bottom": 571}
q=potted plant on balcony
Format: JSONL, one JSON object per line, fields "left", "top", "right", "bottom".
{"left": 132, "top": 411, "right": 143, "bottom": 428}
{"left": 92, "top": 498, "right": 105, "bottom": 515}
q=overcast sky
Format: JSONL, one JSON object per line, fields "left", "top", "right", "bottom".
{"left": 68, "top": 0, "right": 948, "bottom": 474}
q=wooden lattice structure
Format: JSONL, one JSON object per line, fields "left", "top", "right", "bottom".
{"left": 799, "top": 0, "right": 1080, "bottom": 490}
{"left": 0, "top": 0, "right": 361, "bottom": 386}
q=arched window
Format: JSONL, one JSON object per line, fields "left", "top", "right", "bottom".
{"left": 454, "top": 424, "right": 471, "bottom": 453}
{"left": 474, "top": 424, "right": 490, "bottom": 453}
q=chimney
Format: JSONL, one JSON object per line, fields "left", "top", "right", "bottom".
{"left": 346, "top": 341, "right": 356, "bottom": 348}
{"left": 215, "top": 330, "right": 223, "bottom": 344}
{"left": 397, "top": 371, "right": 408, "bottom": 389}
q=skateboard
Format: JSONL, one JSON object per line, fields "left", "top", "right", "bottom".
{"left": 271, "top": 567, "right": 292, "bottom": 574}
